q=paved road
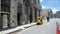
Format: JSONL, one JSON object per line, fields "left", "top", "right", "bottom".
{"left": 14, "top": 19, "right": 56, "bottom": 34}
{"left": 11, "top": 18, "right": 60, "bottom": 34}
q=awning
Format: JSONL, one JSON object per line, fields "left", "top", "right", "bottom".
{"left": 32, "top": 3, "right": 41, "bottom": 9}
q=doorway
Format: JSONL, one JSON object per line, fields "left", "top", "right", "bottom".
{"left": 17, "top": 13, "right": 21, "bottom": 26}
{"left": 35, "top": 9, "right": 37, "bottom": 22}
{"left": 30, "top": 14, "right": 32, "bottom": 23}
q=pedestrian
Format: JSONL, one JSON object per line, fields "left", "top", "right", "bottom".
{"left": 47, "top": 17, "right": 49, "bottom": 22}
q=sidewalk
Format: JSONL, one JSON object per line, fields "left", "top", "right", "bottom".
{"left": 0, "top": 23, "right": 36, "bottom": 34}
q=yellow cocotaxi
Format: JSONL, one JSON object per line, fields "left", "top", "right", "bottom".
{"left": 36, "top": 17, "right": 43, "bottom": 25}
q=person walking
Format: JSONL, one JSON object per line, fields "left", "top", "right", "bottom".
{"left": 47, "top": 17, "right": 49, "bottom": 22}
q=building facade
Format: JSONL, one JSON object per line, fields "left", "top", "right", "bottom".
{"left": 0, "top": 0, "right": 11, "bottom": 29}
{"left": 0, "top": 0, "right": 42, "bottom": 30}
{"left": 55, "top": 11, "right": 60, "bottom": 18}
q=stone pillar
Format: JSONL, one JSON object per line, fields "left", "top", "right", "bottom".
{"left": 21, "top": 5, "right": 25, "bottom": 25}
{"left": 27, "top": 7, "right": 30, "bottom": 23}
{"left": 14, "top": 0, "right": 17, "bottom": 26}
{"left": 10, "top": 0, "right": 17, "bottom": 27}
{"left": 24, "top": 7, "right": 28, "bottom": 24}
{"left": 24, "top": 14, "right": 28, "bottom": 24}
{"left": 32, "top": 8, "right": 35, "bottom": 22}
{"left": 0, "top": 0, "right": 2, "bottom": 29}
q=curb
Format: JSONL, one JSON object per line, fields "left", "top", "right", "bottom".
{"left": 0, "top": 23, "right": 36, "bottom": 34}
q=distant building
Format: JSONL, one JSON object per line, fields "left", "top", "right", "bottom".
{"left": 53, "top": 14, "right": 56, "bottom": 18}
{"left": 40, "top": 9, "right": 53, "bottom": 19}
{"left": 55, "top": 11, "right": 60, "bottom": 18}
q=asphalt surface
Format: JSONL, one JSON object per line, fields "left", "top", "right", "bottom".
{"left": 16, "top": 18, "right": 57, "bottom": 34}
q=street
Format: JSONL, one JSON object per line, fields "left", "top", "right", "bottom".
{"left": 0, "top": 0, "right": 60, "bottom": 34}
{"left": 11, "top": 18, "right": 59, "bottom": 34}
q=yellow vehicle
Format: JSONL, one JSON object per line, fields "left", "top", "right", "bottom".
{"left": 36, "top": 17, "right": 43, "bottom": 25}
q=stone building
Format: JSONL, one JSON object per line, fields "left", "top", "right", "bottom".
{"left": 0, "top": 0, "right": 42, "bottom": 30}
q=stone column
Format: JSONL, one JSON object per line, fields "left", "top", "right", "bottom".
{"left": 25, "top": 7, "right": 28, "bottom": 24}
{"left": 20, "top": 0, "right": 26, "bottom": 25}
{"left": 27, "top": 7, "right": 30, "bottom": 24}
{"left": 21, "top": 5, "right": 25, "bottom": 25}
{"left": 32, "top": 8, "right": 35, "bottom": 22}
{"left": 0, "top": 0, "right": 2, "bottom": 29}
{"left": 10, "top": 0, "right": 17, "bottom": 27}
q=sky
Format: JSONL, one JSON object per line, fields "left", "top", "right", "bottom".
{"left": 40, "top": 0, "right": 60, "bottom": 14}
